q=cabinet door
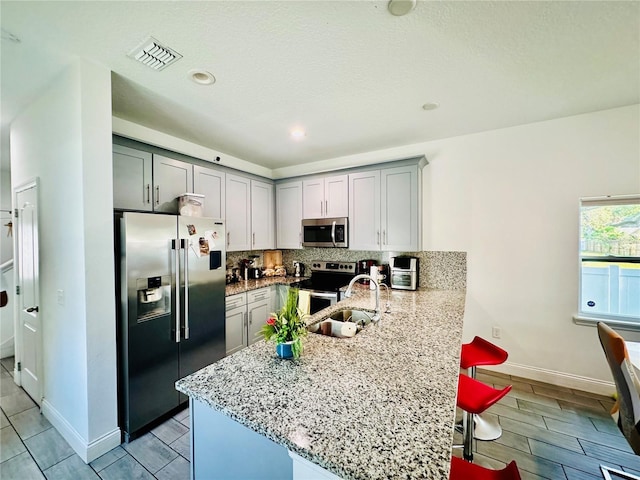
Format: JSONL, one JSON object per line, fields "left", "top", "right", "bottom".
{"left": 113, "top": 145, "right": 153, "bottom": 211}
{"left": 247, "top": 299, "right": 269, "bottom": 346}
{"left": 276, "top": 181, "right": 303, "bottom": 249}
{"left": 193, "top": 165, "right": 225, "bottom": 219}
{"left": 348, "top": 170, "right": 381, "bottom": 251}
{"left": 324, "top": 174, "right": 348, "bottom": 218}
{"left": 225, "top": 305, "right": 247, "bottom": 356}
{"left": 302, "top": 178, "right": 324, "bottom": 219}
{"left": 153, "top": 155, "right": 194, "bottom": 213}
{"left": 251, "top": 180, "right": 274, "bottom": 250}
{"left": 225, "top": 174, "right": 251, "bottom": 251}
{"left": 381, "top": 165, "right": 419, "bottom": 251}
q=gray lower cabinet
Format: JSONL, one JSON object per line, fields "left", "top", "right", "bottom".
{"left": 247, "top": 287, "right": 271, "bottom": 346}
{"left": 112, "top": 144, "right": 153, "bottom": 211}
{"left": 225, "top": 293, "right": 247, "bottom": 356}
{"left": 225, "top": 287, "right": 275, "bottom": 355}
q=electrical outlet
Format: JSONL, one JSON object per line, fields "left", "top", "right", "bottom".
{"left": 492, "top": 326, "right": 501, "bottom": 339}
{"left": 57, "top": 289, "right": 65, "bottom": 306}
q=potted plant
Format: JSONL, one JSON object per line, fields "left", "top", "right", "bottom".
{"left": 261, "top": 288, "right": 308, "bottom": 359}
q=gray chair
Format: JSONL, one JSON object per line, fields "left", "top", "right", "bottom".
{"left": 597, "top": 322, "right": 640, "bottom": 480}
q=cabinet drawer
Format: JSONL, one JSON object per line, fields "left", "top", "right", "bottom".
{"left": 226, "top": 293, "right": 246, "bottom": 311}
{"left": 247, "top": 287, "right": 270, "bottom": 304}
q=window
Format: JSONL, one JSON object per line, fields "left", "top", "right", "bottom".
{"left": 579, "top": 195, "right": 640, "bottom": 326}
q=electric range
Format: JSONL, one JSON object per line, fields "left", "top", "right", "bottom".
{"left": 290, "top": 261, "right": 357, "bottom": 314}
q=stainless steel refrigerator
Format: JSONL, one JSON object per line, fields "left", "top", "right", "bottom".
{"left": 115, "top": 212, "right": 226, "bottom": 441}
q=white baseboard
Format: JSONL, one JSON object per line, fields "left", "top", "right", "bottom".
{"left": 482, "top": 362, "right": 616, "bottom": 397}
{"left": 41, "top": 400, "right": 121, "bottom": 463}
{"left": 0, "top": 337, "right": 14, "bottom": 359}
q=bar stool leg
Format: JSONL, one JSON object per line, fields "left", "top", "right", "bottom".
{"left": 468, "top": 364, "right": 503, "bottom": 441}
{"left": 463, "top": 410, "right": 474, "bottom": 461}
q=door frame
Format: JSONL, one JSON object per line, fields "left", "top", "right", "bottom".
{"left": 13, "top": 177, "right": 43, "bottom": 404}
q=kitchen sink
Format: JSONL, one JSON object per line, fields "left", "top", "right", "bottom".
{"left": 308, "top": 309, "right": 375, "bottom": 338}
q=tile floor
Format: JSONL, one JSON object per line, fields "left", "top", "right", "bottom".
{"left": 1, "top": 355, "right": 639, "bottom": 479}
{"left": 0, "top": 356, "right": 190, "bottom": 479}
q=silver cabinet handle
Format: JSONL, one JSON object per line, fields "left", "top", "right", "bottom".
{"left": 383, "top": 230, "right": 386, "bottom": 245}
{"left": 146, "top": 184, "right": 150, "bottom": 204}
{"left": 252, "top": 232, "right": 255, "bottom": 246}
{"left": 244, "top": 312, "right": 248, "bottom": 346}
{"left": 377, "top": 230, "right": 380, "bottom": 245}
{"left": 227, "top": 231, "right": 230, "bottom": 247}
{"left": 155, "top": 186, "right": 160, "bottom": 205}
{"left": 320, "top": 201, "right": 323, "bottom": 217}
{"left": 173, "top": 239, "right": 181, "bottom": 343}
{"left": 331, "top": 220, "right": 336, "bottom": 247}
{"left": 183, "top": 239, "right": 189, "bottom": 340}
{"left": 299, "top": 231, "right": 302, "bottom": 246}
{"left": 325, "top": 200, "right": 328, "bottom": 216}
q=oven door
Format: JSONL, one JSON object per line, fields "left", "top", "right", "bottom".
{"left": 306, "top": 290, "right": 338, "bottom": 314}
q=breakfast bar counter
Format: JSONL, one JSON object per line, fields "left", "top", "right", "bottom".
{"left": 176, "top": 286, "right": 466, "bottom": 479}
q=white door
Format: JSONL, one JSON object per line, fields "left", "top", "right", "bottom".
{"left": 14, "top": 180, "right": 41, "bottom": 405}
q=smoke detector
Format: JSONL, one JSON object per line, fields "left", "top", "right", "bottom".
{"left": 128, "top": 36, "right": 182, "bottom": 71}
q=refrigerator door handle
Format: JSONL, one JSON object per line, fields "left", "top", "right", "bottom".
{"left": 173, "top": 239, "right": 181, "bottom": 343}
{"left": 183, "top": 238, "right": 189, "bottom": 340}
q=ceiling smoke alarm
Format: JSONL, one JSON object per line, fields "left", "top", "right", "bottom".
{"left": 128, "top": 36, "right": 182, "bottom": 71}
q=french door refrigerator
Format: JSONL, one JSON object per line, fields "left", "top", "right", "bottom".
{"left": 116, "top": 212, "right": 225, "bottom": 441}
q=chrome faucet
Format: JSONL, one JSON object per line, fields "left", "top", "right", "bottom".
{"left": 344, "top": 274, "right": 381, "bottom": 323}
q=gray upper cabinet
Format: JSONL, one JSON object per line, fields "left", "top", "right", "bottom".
{"left": 193, "top": 165, "right": 225, "bottom": 219}
{"left": 302, "top": 174, "right": 348, "bottom": 219}
{"left": 225, "top": 174, "right": 252, "bottom": 251}
{"left": 251, "top": 179, "right": 274, "bottom": 250}
{"left": 276, "top": 180, "right": 303, "bottom": 249}
{"left": 113, "top": 144, "right": 153, "bottom": 211}
{"left": 381, "top": 165, "right": 420, "bottom": 251}
{"left": 349, "top": 165, "right": 420, "bottom": 251}
{"left": 349, "top": 170, "right": 381, "bottom": 251}
{"left": 153, "top": 155, "right": 194, "bottom": 213}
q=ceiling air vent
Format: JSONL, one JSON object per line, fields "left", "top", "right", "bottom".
{"left": 128, "top": 36, "right": 182, "bottom": 71}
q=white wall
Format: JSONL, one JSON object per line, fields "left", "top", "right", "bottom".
{"left": 1, "top": 168, "right": 12, "bottom": 264}
{"left": 421, "top": 105, "right": 640, "bottom": 392}
{"left": 10, "top": 58, "right": 118, "bottom": 461}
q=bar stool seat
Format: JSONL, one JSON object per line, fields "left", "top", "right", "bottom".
{"left": 461, "top": 336, "right": 508, "bottom": 440}
{"left": 450, "top": 456, "right": 522, "bottom": 480}
{"left": 457, "top": 374, "right": 512, "bottom": 461}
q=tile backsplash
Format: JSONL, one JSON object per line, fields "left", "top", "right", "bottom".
{"left": 227, "top": 248, "right": 466, "bottom": 291}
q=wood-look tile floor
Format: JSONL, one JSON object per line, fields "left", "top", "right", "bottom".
{"left": 2, "top": 356, "right": 639, "bottom": 479}
{"left": 453, "top": 369, "right": 640, "bottom": 479}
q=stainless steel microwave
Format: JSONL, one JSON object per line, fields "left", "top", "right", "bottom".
{"left": 302, "top": 217, "right": 348, "bottom": 248}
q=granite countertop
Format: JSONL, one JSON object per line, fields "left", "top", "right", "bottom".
{"left": 225, "top": 275, "right": 304, "bottom": 296}
{"left": 176, "top": 287, "right": 466, "bottom": 479}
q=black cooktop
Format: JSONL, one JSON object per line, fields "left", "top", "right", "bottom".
{"left": 290, "top": 261, "right": 357, "bottom": 292}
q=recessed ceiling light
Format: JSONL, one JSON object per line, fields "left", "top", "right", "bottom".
{"left": 290, "top": 128, "right": 306, "bottom": 139}
{"left": 188, "top": 69, "right": 216, "bottom": 85}
{"left": 388, "top": 0, "right": 416, "bottom": 16}
{"left": 422, "top": 102, "right": 440, "bottom": 111}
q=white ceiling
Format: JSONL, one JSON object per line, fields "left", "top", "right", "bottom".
{"left": 1, "top": 1, "right": 639, "bottom": 173}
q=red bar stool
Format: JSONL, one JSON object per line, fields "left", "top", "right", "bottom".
{"left": 450, "top": 456, "right": 522, "bottom": 480}
{"left": 456, "top": 373, "right": 512, "bottom": 461}
{"left": 461, "top": 336, "right": 508, "bottom": 440}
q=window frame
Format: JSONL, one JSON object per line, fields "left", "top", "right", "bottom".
{"left": 574, "top": 194, "right": 640, "bottom": 331}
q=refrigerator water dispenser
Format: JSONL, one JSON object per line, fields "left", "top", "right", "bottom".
{"left": 136, "top": 276, "right": 171, "bottom": 323}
